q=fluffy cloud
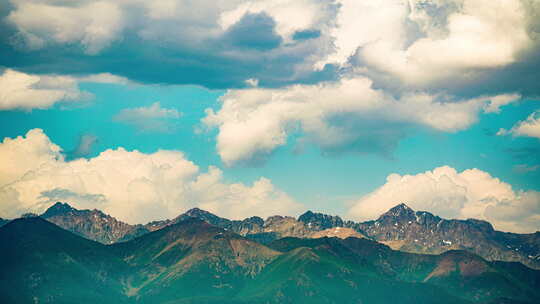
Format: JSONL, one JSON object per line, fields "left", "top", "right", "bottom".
{"left": 204, "top": 76, "right": 518, "bottom": 166}
{"left": 0, "top": 69, "right": 90, "bottom": 110}
{"left": 0, "top": 129, "right": 302, "bottom": 223}
{"left": 497, "top": 110, "right": 540, "bottom": 139}
{"left": 7, "top": 1, "right": 125, "bottom": 54}
{"left": 323, "top": 0, "right": 535, "bottom": 89}
{"left": 347, "top": 166, "right": 540, "bottom": 233}
{"left": 0, "top": 69, "right": 135, "bottom": 111}
{"left": 114, "top": 102, "right": 182, "bottom": 133}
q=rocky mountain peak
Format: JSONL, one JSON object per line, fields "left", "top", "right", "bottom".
{"left": 378, "top": 203, "right": 416, "bottom": 222}
{"left": 298, "top": 210, "right": 344, "bottom": 230}
{"left": 39, "top": 202, "right": 148, "bottom": 244}
{"left": 243, "top": 216, "right": 265, "bottom": 227}
{"left": 390, "top": 202, "right": 414, "bottom": 212}
{"left": 184, "top": 207, "right": 209, "bottom": 216}
{"left": 42, "top": 202, "right": 77, "bottom": 217}
{"left": 182, "top": 207, "right": 224, "bottom": 222}
{"left": 171, "top": 208, "right": 267, "bottom": 237}
{"left": 179, "top": 207, "right": 230, "bottom": 227}
{"left": 265, "top": 215, "right": 295, "bottom": 225}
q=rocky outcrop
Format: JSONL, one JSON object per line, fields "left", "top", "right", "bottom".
{"left": 351, "top": 203, "right": 540, "bottom": 269}
{"left": 298, "top": 210, "right": 344, "bottom": 230}
{"left": 309, "top": 227, "right": 366, "bottom": 239}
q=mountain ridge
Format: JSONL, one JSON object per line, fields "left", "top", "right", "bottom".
{"left": 41, "top": 202, "right": 149, "bottom": 244}
{"left": 8, "top": 201, "right": 540, "bottom": 269}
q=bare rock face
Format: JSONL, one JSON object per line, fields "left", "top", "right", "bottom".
{"left": 144, "top": 219, "right": 173, "bottom": 232}
{"left": 41, "top": 202, "right": 149, "bottom": 244}
{"left": 309, "top": 227, "right": 366, "bottom": 239}
{"left": 262, "top": 215, "right": 309, "bottom": 237}
{"left": 145, "top": 209, "right": 315, "bottom": 243}
{"left": 162, "top": 209, "right": 361, "bottom": 243}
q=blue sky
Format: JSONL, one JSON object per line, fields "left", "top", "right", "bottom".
{"left": 0, "top": 0, "right": 539, "bottom": 232}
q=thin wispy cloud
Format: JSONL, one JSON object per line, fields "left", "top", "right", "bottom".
{"left": 513, "top": 164, "right": 540, "bottom": 174}
{"left": 114, "top": 102, "right": 182, "bottom": 133}
{"left": 498, "top": 110, "right": 540, "bottom": 139}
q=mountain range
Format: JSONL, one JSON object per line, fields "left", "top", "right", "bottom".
{"left": 1, "top": 212, "right": 540, "bottom": 304}
{"left": 29, "top": 202, "right": 540, "bottom": 270}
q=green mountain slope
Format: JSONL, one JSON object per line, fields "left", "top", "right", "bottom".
{"left": 268, "top": 236, "right": 540, "bottom": 303}
{"left": 0, "top": 217, "right": 129, "bottom": 304}
{"left": 238, "top": 245, "right": 466, "bottom": 304}
{"left": 111, "top": 218, "right": 279, "bottom": 303}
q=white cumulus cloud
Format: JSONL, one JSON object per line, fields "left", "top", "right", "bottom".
{"left": 347, "top": 166, "right": 540, "bottom": 233}
{"left": 0, "top": 129, "right": 302, "bottom": 223}
{"left": 204, "top": 76, "right": 517, "bottom": 166}
{"left": 322, "top": 0, "right": 533, "bottom": 87}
